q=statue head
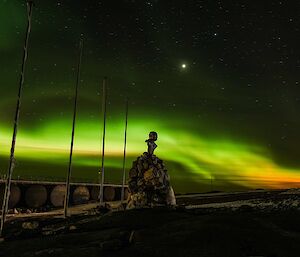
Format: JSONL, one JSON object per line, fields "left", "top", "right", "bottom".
{"left": 148, "top": 131, "right": 158, "bottom": 141}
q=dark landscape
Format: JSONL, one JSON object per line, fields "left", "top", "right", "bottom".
{"left": 1, "top": 189, "right": 299, "bottom": 257}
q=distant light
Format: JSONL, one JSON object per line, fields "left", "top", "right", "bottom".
{"left": 181, "top": 63, "right": 187, "bottom": 69}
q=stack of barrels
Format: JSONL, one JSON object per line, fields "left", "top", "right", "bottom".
{"left": 0, "top": 183, "right": 128, "bottom": 209}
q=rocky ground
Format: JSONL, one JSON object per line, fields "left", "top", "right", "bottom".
{"left": 0, "top": 189, "right": 300, "bottom": 257}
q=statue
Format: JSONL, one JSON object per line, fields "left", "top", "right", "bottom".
{"left": 127, "top": 132, "right": 176, "bottom": 209}
{"left": 145, "top": 131, "right": 158, "bottom": 155}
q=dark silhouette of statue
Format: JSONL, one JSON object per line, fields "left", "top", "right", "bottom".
{"left": 145, "top": 131, "right": 158, "bottom": 155}
{"left": 127, "top": 131, "right": 176, "bottom": 208}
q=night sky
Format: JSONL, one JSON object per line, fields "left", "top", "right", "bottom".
{"left": 1, "top": 0, "right": 300, "bottom": 193}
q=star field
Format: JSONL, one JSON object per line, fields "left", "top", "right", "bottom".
{"left": 0, "top": 0, "right": 299, "bottom": 192}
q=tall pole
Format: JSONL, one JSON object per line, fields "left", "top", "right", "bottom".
{"left": 0, "top": 1, "right": 34, "bottom": 237}
{"left": 63, "top": 36, "right": 84, "bottom": 218}
{"left": 99, "top": 78, "right": 107, "bottom": 205}
{"left": 121, "top": 98, "right": 129, "bottom": 201}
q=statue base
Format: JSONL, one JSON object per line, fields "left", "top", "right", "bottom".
{"left": 127, "top": 152, "right": 176, "bottom": 209}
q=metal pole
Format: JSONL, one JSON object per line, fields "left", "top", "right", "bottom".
{"left": 0, "top": 1, "right": 34, "bottom": 237}
{"left": 63, "top": 36, "right": 84, "bottom": 218}
{"left": 121, "top": 98, "right": 129, "bottom": 201}
{"left": 99, "top": 78, "right": 107, "bottom": 205}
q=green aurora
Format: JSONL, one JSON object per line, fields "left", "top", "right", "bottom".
{"left": 1, "top": 115, "right": 300, "bottom": 193}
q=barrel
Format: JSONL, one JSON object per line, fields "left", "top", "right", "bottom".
{"left": 90, "top": 186, "right": 99, "bottom": 201}
{"left": 50, "top": 185, "right": 66, "bottom": 207}
{"left": 90, "top": 186, "right": 116, "bottom": 201}
{"left": 104, "top": 186, "right": 115, "bottom": 201}
{"left": 25, "top": 185, "right": 47, "bottom": 208}
{"left": 72, "top": 186, "right": 90, "bottom": 204}
{"left": 124, "top": 187, "right": 129, "bottom": 201}
{"left": 0, "top": 184, "right": 21, "bottom": 209}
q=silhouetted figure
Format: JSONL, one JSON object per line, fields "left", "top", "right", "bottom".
{"left": 145, "top": 131, "right": 158, "bottom": 155}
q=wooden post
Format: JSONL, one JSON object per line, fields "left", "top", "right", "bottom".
{"left": 0, "top": 1, "right": 34, "bottom": 237}
{"left": 63, "top": 36, "right": 84, "bottom": 218}
{"left": 121, "top": 98, "right": 129, "bottom": 201}
{"left": 99, "top": 78, "right": 107, "bottom": 204}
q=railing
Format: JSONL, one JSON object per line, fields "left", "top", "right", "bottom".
{"left": 1, "top": 174, "right": 299, "bottom": 193}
